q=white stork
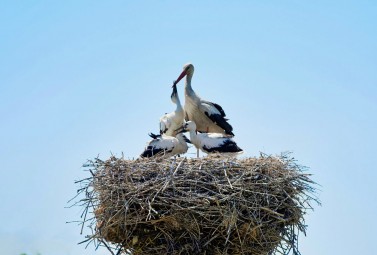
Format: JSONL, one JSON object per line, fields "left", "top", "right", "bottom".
{"left": 140, "top": 133, "right": 191, "bottom": 158}
{"left": 173, "top": 63, "right": 234, "bottom": 136}
{"left": 180, "top": 121, "right": 242, "bottom": 154}
{"left": 159, "top": 84, "right": 185, "bottom": 137}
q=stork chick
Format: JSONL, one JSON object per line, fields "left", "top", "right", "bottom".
{"left": 159, "top": 84, "right": 185, "bottom": 137}
{"left": 180, "top": 121, "right": 242, "bottom": 154}
{"left": 140, "top": 133, "right": 190, "bottom": 158}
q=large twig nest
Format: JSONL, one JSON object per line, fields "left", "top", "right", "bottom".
{"left": 73, "top": 153, "right": 319, "bottom": 255}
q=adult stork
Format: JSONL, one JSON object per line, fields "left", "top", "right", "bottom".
{"left": 159, "top": 84, "right": 185, "bottom": 137}
{"left": 179, "top": 121, "right": 242, "bottom": 154}
{"left": 173, "top": 63, "right": 234, "bottom": 136}
{"left": 140, "top": 133, "right": 191, "bottom": 158}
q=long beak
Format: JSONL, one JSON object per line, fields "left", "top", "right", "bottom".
{"left": 175, "top": 125, "right": 187, "bottom": 134}
{"left": 172, "top": 69, "right": 187, "bottom": 87}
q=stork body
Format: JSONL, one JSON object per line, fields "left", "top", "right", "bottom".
{"left": 159, "top": 85, "right": 184, "bottom": 137}
{"left": 182, "top": 121, "right": 242, "bottom": 154}
{"left": 174, "top": 63, "right": 234, "bottom": 136}
{"left": 140, "top": 133, "right": 190, "bottom": 158}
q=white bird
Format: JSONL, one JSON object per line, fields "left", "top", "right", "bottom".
{"left": 180, "top": 121, "right": 242, "bottom": 154}
{"left": 159, "top": 84, "right": 185, "bottom": 137}
{"left": 173, "top": 63, "right": 234, "bottom": 136}
{"left": 140, "top": 133, "right": 191, "bottom": 158}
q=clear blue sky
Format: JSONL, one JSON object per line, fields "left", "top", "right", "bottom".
{"left": 1, "top": 1, "right": 376, "bottom": 254}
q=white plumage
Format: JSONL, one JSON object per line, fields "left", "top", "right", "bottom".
{"left": 173, "top": 63, "right": 234, "bottom": 136}
{"left": 159, "top": 84, "right": 185, "bottom": 137}
{"left": 140, "top": 133, "right": 190, "bottom": 158}
{"left": 181, "top": 121, "right": 242, "bottom": 154}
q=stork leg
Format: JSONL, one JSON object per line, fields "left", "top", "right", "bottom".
{"left": 196, "top": 129, "right": 199, "bottom": 158}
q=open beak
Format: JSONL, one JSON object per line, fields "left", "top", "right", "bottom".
{"left": 171, "top": 84, "right": 178, "bottom": 97}
{"left": 172, "top": 69, "right": 187, "bottom": 87}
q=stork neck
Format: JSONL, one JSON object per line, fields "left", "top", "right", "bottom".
{"left": 185, "top": 74, "right": 197, "bottom": 97}
{"left": 175, "top": 95, "right": 183, "bottom": 111}
{"left": 171, "top": 93, "right": 182, "bottom": 110}
{"left": 188, "top": 129, "right": 199, "bottom": 147}
{"left": 176, "top": 133, "right": 184, "bottom": 143}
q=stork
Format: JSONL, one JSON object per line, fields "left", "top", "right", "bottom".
{"left": 159, "top": 84, "right": 185, "bottom": 137}
{"left": 180, "top": 121, "right": 242, "bottom": 154}
{"left": 140, "top": 133, "right": 191, "bottom": 158}
{"left": 173, "top": 63, "right": 234, "bottom": 136}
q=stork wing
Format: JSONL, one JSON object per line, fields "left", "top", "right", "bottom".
{"left": 201, "top": 102, "right": 234, "bottom": 136}
{"left": 201, "top": 100, "right": 226, "bottom": 117}
{"left": 141, "top": 137, "right": 176, "bottom": 158}
{"left": 203, "top": 139, "right": 243, "bottom": 153}
{"left": 159, "top": 114, "right": 171, "bottom": 134}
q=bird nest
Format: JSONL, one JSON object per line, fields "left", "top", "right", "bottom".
{"left": 71, "top": 153, "right": 319, "bottom": 255}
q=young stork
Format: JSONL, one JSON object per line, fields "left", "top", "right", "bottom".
{"left": 159, "top": 84, "right": 185, "bottom": 137}
{"left": 140, "top": 133, "right": 190, "bottom": 158}
{"left": 173, "top": 63, "right": 234, "bottom": 136}
{"left": 180, "top": 121, "right": 242, "bottom": 154}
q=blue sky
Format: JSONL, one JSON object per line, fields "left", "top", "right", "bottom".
{"left": 1, "top": 1, "right": 376, "bottom": 254}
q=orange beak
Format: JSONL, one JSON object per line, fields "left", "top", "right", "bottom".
{"left": 172, "top": 69, "right": 187, "bottom": 87}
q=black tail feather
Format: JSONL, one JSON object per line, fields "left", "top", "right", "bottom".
{"left": 148, "top": 132, "right": 161, "bottom": 139}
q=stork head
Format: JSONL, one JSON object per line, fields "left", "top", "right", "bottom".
{"left": 183, "top": 121, "right": 197, "bottom": 132}
{"left": 171, "top": 84, "right": 179, "bottom": 103}
{"left": 173, "top": 63, "right": 194, "bottom": 86}
{"left": 183, "top": 63, "right": 194, "bottom": 75}
{"left": 176, "top": 121, "right": 196, "bottom": 134}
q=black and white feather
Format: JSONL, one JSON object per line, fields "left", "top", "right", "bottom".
{"left": 181, "top": 121, "right": 242, "bottom": 154}
{"left": 140, "top": 133, "right": 190, "bottom": 158}
{"left": 201, "top": 100, "right": 233, "bottom": 136}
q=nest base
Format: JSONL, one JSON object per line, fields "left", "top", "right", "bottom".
{"left": 74, "top": 153, "right": 318, "bottom": 255}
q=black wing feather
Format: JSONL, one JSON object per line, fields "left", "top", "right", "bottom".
{"left": 204, "top": 111, "right": 234, "bottom": 136}
{"left": 140, "top": 146, "right": 173, "bottom": 158}
{"left": 202, "top": 100, "right": 226, "bottom": 117}
{"left": 202, "top": 140, "right": 242, "bottom": 153}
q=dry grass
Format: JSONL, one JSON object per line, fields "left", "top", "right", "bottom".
{"left": 71, "top": 153, "right": 319, "bottom": 255}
